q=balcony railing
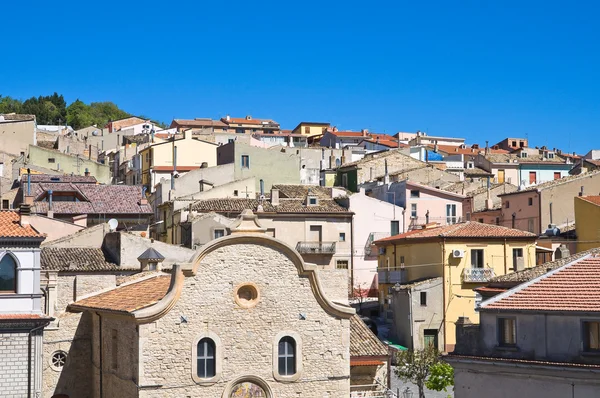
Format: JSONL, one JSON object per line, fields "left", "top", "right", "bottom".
{"left": 296, "top": 241, "right": 336, "bottom": 254}
{"left": 364, "top": 232, "right": 391, "bottom": 256}
{"left": 462, "top": 267, "right": 495, "bottom": 283}
{"left": 377, "top": 269, "right": 405, "bottom": 284}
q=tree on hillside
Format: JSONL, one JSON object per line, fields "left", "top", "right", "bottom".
{"left": 395, "top": 345, "right": 454, "bottom": 398}
{"left": 0, "top": 95, "right": 23, "bottom": 114}
{"left": 21, "top": 92, "right": 67, "bottom": 125}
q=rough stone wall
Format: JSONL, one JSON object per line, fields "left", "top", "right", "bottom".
{"left": 139, "top": 242, "right": 351, "bottom": 397}
{"left": 350, "top": 364, "right": 388, "bottom": 394}
{"left": 316, "top": 269, "right": 349, "bottom": 304}
{"left": 0, "top": 331, "right": 31, "bottom": 397}
{"left": 43, "top": 274, "right": 117, "bottom": 398}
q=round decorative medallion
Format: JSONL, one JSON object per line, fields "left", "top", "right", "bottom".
{"left": 234, "top": 283, "right": 260, "bottom": 309}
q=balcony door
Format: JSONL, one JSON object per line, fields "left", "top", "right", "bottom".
{"left": 309, "top": 225, "right": 322, "bottom": 242}
{"left": 497, "top": 169, "right": 505, "bottom": 183}
{"left": 446, "top": 204, "right": 457, "bottom": 224}
{"left": 471, "top": 249, "right": 484, "bottom": 269}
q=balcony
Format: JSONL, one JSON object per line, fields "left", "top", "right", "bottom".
{"left": 377, "top": 269, "right": 405, "bottom": 284}
{"left": 462, "top": 267, "right": 495, "bottom": 283}
{"left": 296, "top": 241, "right": 336, "bottom": 255}
{"left": 364, "top": 232, "right": 391, "bottom": 256}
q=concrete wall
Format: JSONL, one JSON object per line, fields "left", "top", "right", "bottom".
{"left": 217, "top": 142, "right": 301, "bottom": 192}
{"left": 136, "top": 242, "right": 351, "bottom": 397}
{"left": 500, "top": 191, "right": 540, "bottom": 233}
{"left": 104, "top": 232, "right": 195, "bottom": 268}
{"left": 517, "top": 164, "right": 571, "bottom": 187}
{"left": 28, "top": 145, "right": 111, "bottom": 184}
{"left": 0, "top": 118, "right": 36, "bottom": 156}
{"left": 25, "top": 215, "right": 85, "bottom": 243}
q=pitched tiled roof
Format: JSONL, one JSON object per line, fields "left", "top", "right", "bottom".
{"left": 489, "top": 248, "right": 600, "bottom": 283}
{"left": 483, "top": 255, "right": 600, "bottom": 312}
{"left": 329, "top": 130, "right": 367, "bottom": 137}
{"left": 31, "top": 185, "right": 152, "bottom": 215}
{"left": 190, "top": 198, "right": 350, "bottom": 214}
{"left": 69, "top": 274, "right": 171, "bottom": 314}
{"left": 272, "top": 184, "right": 332, "bottom": 199}
{"left": 170, "top": 119, "right": 227, "bottom": 128}
{"left": 464, "top": 167, "right": 494, "bottom": 176}
{"left": 350, "top": 315, "right": 389, "bottom": 357}
{"left": 152, "top": 166, "right": 201, "bottom": 172}
{"left": 222, "top": 117, "right": 278, "bottom": 126}
{"left": 40, "top": 247, "right": 131, "bottom": 272}
{"left": 0, "top": 314, "right": 52, "bottom": 321}
{"left": 375, "top": 222, "right": 536, "bottom": 244}
{"left": 21, "top": 174, "right": 98, "bottom": 184}
{"left": 0, "top": 211, "right": 44, "bottom": 238}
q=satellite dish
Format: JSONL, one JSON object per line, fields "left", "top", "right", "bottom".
{"left": 107, "top": 219, "right": 119, "bottom": 232}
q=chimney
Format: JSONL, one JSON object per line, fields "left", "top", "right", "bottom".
{"left": 89, "top": 144, "right": 92, "bottom": 160}
{"left": 47, "top": 189, "right": 54, "bottom": 219}
{"left": 384, "top": 159, "right": 390, "bottom": 185}
{"left": 340, "top": 149, "right": 346, "bottom": 165}
{"left": 271, "top": 188, "right": 279, "bottom": 205}
{"left": 84, "top": 168, "right": 90, "bottom": 177}
{"left": 485, "top": 177, "right": 493, "bottom": 210}
{"left": 361, "top": 128, "right": 368, "bottom": 137}
{"left": 19, "top": 203, "right": 31, "bottom": 226}
{"left": 226, "top": 114, "right": 231, "bottom": 121}
{"left": 485, "top": 140, "right": 490, "bottom": 156}
{"left": 434, "top": 140, "right": 438, "bottom": 153}
{"left": 329, "top": 150, "right": 336, "bottom": 169}
{"left": 151, "top": 129, "right": 155, "bottom": 143}
{"left": 579, "top": 186, "right": 584, "bottom": 197}
{"left": 260, "top": 179, "right": 265, "bottom": 197}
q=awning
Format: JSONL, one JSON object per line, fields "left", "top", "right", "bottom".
{"left": 351, "top": 359, "right": 384, "bottom": 366}
{"left": 383, "top": 340, "right": 407, "bottom": 351}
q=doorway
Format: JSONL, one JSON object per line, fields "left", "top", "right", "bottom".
{"left": 424, "top": 329, "right": 438, "bottom": 349}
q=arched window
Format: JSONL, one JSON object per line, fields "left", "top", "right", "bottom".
{"left": 278, "top": 336, "right": 296, "bottom": 376}
{"left": 0, "top": 254, "right": 17, "bottom": 292}
{"left": 196, "top": 338, "right": 216, "bottom": 378}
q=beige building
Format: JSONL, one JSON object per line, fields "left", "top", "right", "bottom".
{"left": 0, "top": 114, "right": 36, "bottom": 156}
{"left": 68, "top": 211, "right": 355, "bottom": 397}
{"left": 140, "top": 130, "right": 218, "bottom": 190}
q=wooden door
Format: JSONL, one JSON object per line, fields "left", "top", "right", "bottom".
{"left": 498, "top": 169, "right": 505, "bottom": 183}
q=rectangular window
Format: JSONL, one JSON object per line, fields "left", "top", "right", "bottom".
{"left": 410, "top": 190, "right": 420, "bottom": 198}
{"left": 1, "top": 200, "right": 7, "bottom": 209}
{"left": 339, "top": 232, "right": 346, "bottom": 242}
{"left": 336, "top": 260, "right": 349, "bottom": 269}
{"left": 214, "top": 229, "right": 225, "bottom": 239}
{"left": 528, "top": 197, "right": 533, "bottom": 206}
{"left": 400, "top": 255, "right": 405, "bottom": 266}
{"left": 420, "top": 292, "right": 427, "bottom": 306}
{"left": 411, "top": 203, "right": 417, "bottom": 218}
{"left": 505, "top": 201, "right": 510, "bottom": 209}
{"left": 529, "top": 171, "right": 537, "bottom": 184}
{"left": 391, "top": 220, "right": 400, "bottom": 236}
{"left": 511, "top": 141, "right": 517, "bottom": 147}
{"left": 498, "top": 317, "right": 516, "bottom": 346}
{"left": 308, "top": 197, "right": 317, "bottom": 205}
{"left": 512, "top": 248, "right": 524, "bottom": 271}
{"left": 241, "top": 155, "right": 250, "bottom": 168}
{"left": 236, "top": 128, "right": 244, "bottom": 134}
{"left": 554, "top": 172, "right": 561, "bottom": 180}
{"left": 424, "top": 329, "right": 438, "bottom": 349}
{"left": 233, "top": 190, "right": 239, "bottom": 197}
{"left": 528, "top": 218, "right": 535, "bottom": 233}
{"left": 446, "top": 204, "right": 457, "bottom": 224}
{"left": 341, "top": 174, "right": 348, "bottom": 188}
{"left": 478, "top": 218, "right": 484, "bottom": 223}
{"left": 496, "top": 217, "right": 500, "bottom": 225}
{"left": 111, "top": 329, "right": 118, "bottom": 370}
{"left": 471, "top": 249, "right": 484, "bottom": 268}
{"left": 583, "top": 321, "right": 600, "bottom": 351}
{"left": 48, "top": 158, "right": 56, "bottom": 163}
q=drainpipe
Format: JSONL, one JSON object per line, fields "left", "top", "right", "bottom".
{"left": 28, "top": 322, "right": 49, "bottom": 398}
{"left": 441, "top": 238, "right": 447, "bottom": 352}
{"left": 98, "top": 313, "right": 103, "bottom": 398}
{"left": 27, "top": 169, "right": 31, "bottom": 196}
{"left": 504, "top": 238, "right": 508, "bottom": 274}
{"left": 350, "top": 214, "right": 355, "bottom": 294}
{"left": 171, "top": 146, "right": 177, "bottom": 191}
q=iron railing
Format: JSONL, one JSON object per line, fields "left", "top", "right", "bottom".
{"left": 462, "top": 267, "right": 495, "bottom": 283}
{"left": 364, "top": 232, "right": 392, "bottom": 256}
{"left": 296, "top": 241, "right": 336, "bottom": 254}
{"left": 377, "top": 269, "right": 405, "bottom": 284}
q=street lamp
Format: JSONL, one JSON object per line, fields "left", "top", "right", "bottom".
{"left": 402, "top": 387, "right": 413, "bottom": 398}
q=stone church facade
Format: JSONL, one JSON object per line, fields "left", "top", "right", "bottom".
{"left": 69, "top": 210, "right": 355, "bottom": 397}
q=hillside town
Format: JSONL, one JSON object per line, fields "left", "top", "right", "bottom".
{"left": 2, "top": 112, "right": 600, "bottom": 397}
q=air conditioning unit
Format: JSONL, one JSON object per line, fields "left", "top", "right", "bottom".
{"left": 452, "top": 249, "right": 465, "bottom": 258}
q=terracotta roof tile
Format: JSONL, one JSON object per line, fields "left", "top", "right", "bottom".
{"left": 500, "top": 170, "right": 600, "bottom": 195}
{"left": 190, "top": 198, "right": 349, "bottom": 214}
{"left": 152, "top": 166, "right": 201, "bottom": 172}
{"left": 0, "top": 211, "right": 44, "bottom": 238}
{"left": 350, "top": 315, "right": 389, "bottom": 357}
{"left": 0, "top": 314, "right": 51, "bottom": 320}
{"left": 579, "top": 196, "right": 600, "bottom": 206}
{"left": 271, "top": 185, "right": 332, "bottom": 199}
{"left": 446, "top": 354, "right": 600, "bottom": 370}
{"left": 375, "top": 222, "right": 536, "bottom": 244}
{"left": 70, "top": 275, "right": 171, "bottom": 314}
{"left": 41, "top": 247, "right": 133, "bottom": 272}
{"left": 21, "top": 174, "right": 98, "bottom": 184}
{"left": 483, "top": 256, "right": 600, "bottom": 312}
{"left": 350, "top": 359, "right": 384, "bottom": 366}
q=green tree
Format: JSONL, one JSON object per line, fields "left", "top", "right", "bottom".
{"left": 395, "top": 346, "right": 454, "bottom": 398}
{"left": 0, "top": 95, "right": 23, "bottom": 114}
{"left": 425, "top": 362, "right": 454, "bottom": 393}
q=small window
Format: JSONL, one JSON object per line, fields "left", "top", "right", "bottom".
{"left": 512, "top": 248, "right": 524, "bottom": 271}
{"left": 48, "top": 158, "right": 56, "bottom": 163}
{"left": 214, "top": 229, "right": 225, "bottom": 239}
{"left": 308, "top": 197, "right": 317, "bottom": 205}
{"left": 410, "top": 190, "right": 420, "bottom": 198}
{"left": 1, "top": 200, "right": 8, "bottom": 209}
{"left": 148, "top": 262, "right": 157, "bottom": 271}
{"left": 278, "top": 337, "right": 296, "bottom": 376}
{"left": 339, "top": 232, "right": 346, "bottom": 242}
{"left": 528, "top": 198, "right": 533, "bottom": 206}
{"left": 505, "top": 201, "right": 510, "bottom": 209}
{"left": 197, "top": 338, "right": 216, "bottom": 378}
{"left": 0, "top": 254, "right": 17, "bottom": 292}
{"left": 228, "top": 139, "right": 234, "bottom": 144}
{"left": 478, "top": 218, "right": 484, "bottom": 223}
{"left": 336, "top": 260, "right": 349, "bottom": 269}
{"left": 583, "top": 321, "right": 600, "bottom": 352}
{"left": 495, "top": 217, "right": 500, "bottom": 225}
{"left": 511, "top": 141, "right": 517, "bottom": 147}
{"left": 554, "top": 172, "right": 561, "bottom": 180}
{"left": 471, "top": 249, "right": 484, "bottom": 268}
{"left": 51, "top": 351, "right": 67, "bottom": 371}
{"left": 498, "top": 317, "right": 516, "bottom": 346}
{"left": 390, "top": 220, "right": 400, "bottom": 236}
{"left": 420, "top": 291, "right": 427, "bottom": 306}
{"left": 400, "top": 256, "right": 405, "bottom": 266}
{"left": 411, "top": 203, "right": 417, "bottom": 218}
{"left": 341, "top": 174, "right": 348, "bottom": 188}
{"left": 233, "top": 190, "right": 239, "bottom": 197}
{"left": 236, "top": 128, "right": 244, "bottom": 134}
{"left": 548, "top": 153, "right": 555, "bottom": 159}
{"left": 241, "top": 155, "right": 250, "bottom": 168}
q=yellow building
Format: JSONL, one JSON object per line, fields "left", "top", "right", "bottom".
{"left": 140, "top": 131, "right": 218, "bottom": 190}
{"left": 291, "top": 122, "right": 330, "bottom": 138}
{"left": 374, "top": 222, "right": 537, "bottom": 351}
{"left": 574, "top": 195, "right": 600, "bottom": 252}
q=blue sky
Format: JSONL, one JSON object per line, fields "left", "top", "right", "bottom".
{"left": 2, "top": 1, "right": 599, "bottom": 153}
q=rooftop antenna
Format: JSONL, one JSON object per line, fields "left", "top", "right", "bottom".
{"left": 107, "top": 218, "right": 118, "bottom": 232}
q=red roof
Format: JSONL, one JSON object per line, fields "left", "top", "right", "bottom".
{"left": 0, "top": 314, "right": 51, "bottom": 321}
{"left": 426, "top": 144, "right": 509, "bottom": 155}
{"left": 329, "top": 130, "right": 366, "bottom": 137}
{"left": 375, "top": 222, "right": 536, "bottom": 244}
{"left": 152, "top": 166, "right": 201, "bottom": 172}
{"left": 222, "top": 117, "right": 277, "bottom": 126}
{"left": 483, "top": 256, "right": 600, "bottom": 312}
{"left": 0, "top": 211, "right": 44, "bottom": 239}
{"left": 350, "top": 359, "right": 384, "bottom": 366}
{"left": 579, "top": 196, "right": 600, "bottom": 206}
